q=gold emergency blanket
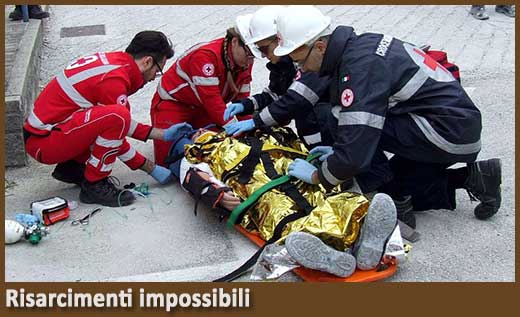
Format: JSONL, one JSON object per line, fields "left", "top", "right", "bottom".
{"left": 185, "top": 128, "right": 369, "bottom": 251}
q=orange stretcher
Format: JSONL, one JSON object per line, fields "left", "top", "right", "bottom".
{"left": 235, "top": 225, "right": 397, "bottom": 282}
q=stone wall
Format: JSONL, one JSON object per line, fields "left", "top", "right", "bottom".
{"left": 4, "top": 16, "right": 44, "bottom": 166}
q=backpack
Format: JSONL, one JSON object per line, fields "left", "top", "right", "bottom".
{"left": 421, "top": 45, "right": 461, "bottom": 82}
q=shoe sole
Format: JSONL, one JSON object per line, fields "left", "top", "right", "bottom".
{"left": 285, "top": 232, "right": 356, "bottom": 278}
{"left": 489, "top": 158, "right": 502, "bottom": 185}
{"left": 475, "top": 158, "right": 502, "bottom": 219}
{"left": 496, "top": 9, "right": 515, "bottom": 17}
{"left": 355, "top": 193, "right": 397, "bottom": 271}
{"left": 471, "top": 14, "right": 489, "bottom": 20}
{"left": 79, "top": 190, "right": 135, "bottom": 207}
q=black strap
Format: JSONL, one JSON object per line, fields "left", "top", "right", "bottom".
{"left": 237, "top": 137, "right": 263, "bottom": 184}
{"left": 193, "top": 182, "right": 213, "bottom": 216}
{"left": 213, "top": 210, "right": 306, "bottom": 282}
{"left": 279, "top": 182, "right": 314, "bottom": 213}
{"left": 260, "top": 152, "right": 279, "bottom": 180}
{"left": 260, "top": 152, "right": 313, "bottom": 213}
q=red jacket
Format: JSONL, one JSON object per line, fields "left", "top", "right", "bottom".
{"left": 25, "top": 51, "right": 151, "bottom": 140}
{"left": 156, "top": 38, "right": 252, "bottom": 126}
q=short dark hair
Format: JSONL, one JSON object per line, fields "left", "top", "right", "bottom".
{"left": 125, "top": 31, "right": 174, "bottom": 62}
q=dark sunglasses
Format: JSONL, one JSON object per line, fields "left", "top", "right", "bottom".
{"left": 255, "top": 37, "right": 277, "bottom": 55}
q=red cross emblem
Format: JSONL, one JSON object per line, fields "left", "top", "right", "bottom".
{"left": 413, "top": 48, "right": 450, "bottom": 74}
{"left": 117, "top": 94, "right": 128, "bottom": 106}
{"left": 202, "top": 63, "right": 215, "bottom": 76}
{"left": 341, "top": 88, "right": 354, "bottom": 107}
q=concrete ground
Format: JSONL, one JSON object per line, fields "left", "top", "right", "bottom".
{"left": 4, "top": 5, "right": 515, "bottom": 282}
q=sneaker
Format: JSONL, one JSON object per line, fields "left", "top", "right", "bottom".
{"left": 495, "top": 5, "right": 515, "bottom": 17}
{"left": 393, "top": 195, "right": 416, "bottom": 229}
{"left": 470, "top": 5, "right": 489, "bottom": 20}
{"left": 52, "top": 160, "right": 86, "bottom": 186}
{"left": 79, "top": 177, "right": 135, "bottom": 207}
{"left": 28, "top": 5, "right": 49, "bottom": 19}
{"left": 354, "top": 193, "right": 397, "bottom": 271}
{"left": 464, "top": 158, "right": 502, "bottom": 220}
{"left": 285, "top": 232, "right": 356, "bottom": 278}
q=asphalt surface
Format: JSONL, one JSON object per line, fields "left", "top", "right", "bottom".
{"left": 4, "top": 5, "right": 515, "bottom": 282}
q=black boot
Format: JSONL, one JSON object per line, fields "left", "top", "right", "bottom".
{"left": 8, "top": 5, "right": 23, "bottom": 21}
{"left": 52, "top": 160, "right": 86, "bottom": 186}
{"left": 464, "top": 158, "right": 502, "bottom": 220}
{"left": 28, "top": 5, "right": 49, "bottom": 19}
{"left": 80, "top": 177, "right": 135, "bottom": 207}
{"left": 393, "top": 195, "right": 416, "bottom": 229}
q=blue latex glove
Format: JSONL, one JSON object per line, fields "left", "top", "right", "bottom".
{"left": 309, "top": 146, "right": 334, "bottom": 161}
{"left": 223, "top": 102, "right": 245, "bottom": 121}
{"left": 224, "top": 119, "right": 255, "bottom": 136}
{"left": 15, "top": 213, "right": 39, "bottom": 226}
{"left": 287, "top": 158, "right": 318, "bottom": 184}
{"left": 150, "top": 165, "right": 173, "bottom": 184}
{"left": 163, "top": 122, "right": 193, "bottom": 142}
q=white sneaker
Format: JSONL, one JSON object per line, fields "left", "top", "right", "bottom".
{"left": 354, "top": 193, "right": 397, "bottom": 270}
{"left": 285, "top": 232, "right": 356, "bottom": 278}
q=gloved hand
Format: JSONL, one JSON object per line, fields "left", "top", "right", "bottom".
{"left": 309, "top": 146, "right": 334, "bottom": 161}
{"left": 150, "top": 165, "right": 173, "bottom": 184}
{"left": 163, "top": 122, "right": 193, "bottom": 142}
{"left": 288, "top": 158, "right": 318, "bottom": 184}
{"left": 223, "top": 102, "right": 245, "bottom": 121}
{"left": 224, "top": 119, "right": 255, "bottom": 136}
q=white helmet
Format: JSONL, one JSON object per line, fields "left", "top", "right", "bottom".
{"left": 246, "top": 5, "right": 285, "bottom": 45}
{"left": 235, "top": 13, "right": 262, "bottom": 58}
{"left": 274, "top": 5, "right": 332, "bottom": 56}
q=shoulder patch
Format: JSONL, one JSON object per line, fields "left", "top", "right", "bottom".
{"left": 116, "top": 94, "right": 128, "bottom": 106}
{"left": 375, "top": 35, "right": 393, "bottom": 57}
{"left": 202, "top": 63, "right": 215, "bottom": 76}
{"left": 341, "top": 88, "right": 354, "bottom": 108}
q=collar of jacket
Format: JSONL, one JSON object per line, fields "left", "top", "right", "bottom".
{"left": 123, "top": 52, "right": 146, "bottom": 92}
{"left": 266, "top": 55, "right": 295, "bottom": 72}
{"left": 319, "top": 26, "right": 355, "bottom": 77}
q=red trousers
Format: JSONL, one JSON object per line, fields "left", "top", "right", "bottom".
{"left": 25, "top": 105, "right": 145, "bottom": 182}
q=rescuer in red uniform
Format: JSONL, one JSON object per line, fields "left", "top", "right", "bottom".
{"left": 24, "top": 31, "right": 192, "bottom": 207}
{"left": 150, "top": 19, "right": 255, "bottom": 166}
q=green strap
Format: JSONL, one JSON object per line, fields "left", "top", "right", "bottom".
{"left": 226, "top": 153, "right": 321, "bottom": 229}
